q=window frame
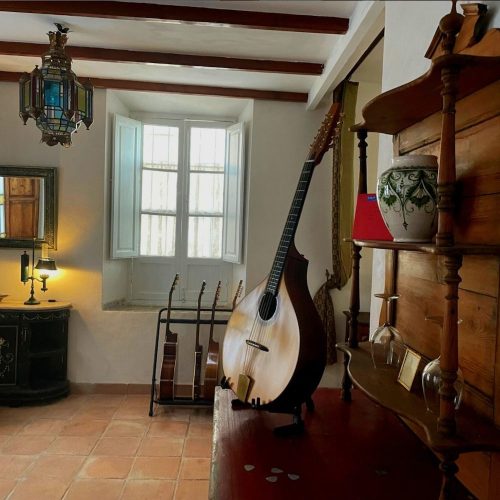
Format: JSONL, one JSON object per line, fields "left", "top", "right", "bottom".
{"left": 137, "top": 117, "right": 232, "bottom": 264}
{"left": 130, "top": 116, "right": 235, "bottom": 306}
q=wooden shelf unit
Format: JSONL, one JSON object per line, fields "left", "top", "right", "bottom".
{"left": 339, "top": 343, "right": 500, "bottom": 454}
{"left": 340, "top": 4, "right": 500, "bottom": 499}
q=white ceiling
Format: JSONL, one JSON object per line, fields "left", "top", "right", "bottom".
{"left": 0, "top": 1, "right": 384, "bottom": 113}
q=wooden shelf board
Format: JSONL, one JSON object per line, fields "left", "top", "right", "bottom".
{"left": 351, "top": 54, "right": 500, "bottom": 135}
{"left": 338, "top": 342, "right": 500, "bottom": 454}
{"left": 351, "top": 239, "right": 500, "bottom": 255}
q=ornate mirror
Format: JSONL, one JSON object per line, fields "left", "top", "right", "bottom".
{"left": 0, "top": 166, "right": 57, "bottom": 249}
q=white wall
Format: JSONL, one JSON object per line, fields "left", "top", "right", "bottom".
{"left": 0, "top": 84, "right": 332, "bottom": 385}
{"left": 370, "top": 0, "right": 500, "bottom": 332}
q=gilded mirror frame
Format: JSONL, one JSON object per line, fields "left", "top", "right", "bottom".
{"left": 0, "top": 166, "right": 57, "bottom": 249}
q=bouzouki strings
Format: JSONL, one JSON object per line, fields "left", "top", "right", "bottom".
{"left": 242, "top": 160, "right": 317, "bottom": 378}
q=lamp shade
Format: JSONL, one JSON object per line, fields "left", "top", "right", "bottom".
{"left": 35, "top": 257, "right": 57, "bottom": 277}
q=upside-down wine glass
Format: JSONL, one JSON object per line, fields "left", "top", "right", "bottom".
{"left": 369, "top": 293, "right": 406, "bottom": 369}
{"left": 421, "top": 316, "right": 464, "bottom": 414}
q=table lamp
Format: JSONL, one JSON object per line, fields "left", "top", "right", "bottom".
{"left": 20, "top": 240, "right": 58, "bottom": 305}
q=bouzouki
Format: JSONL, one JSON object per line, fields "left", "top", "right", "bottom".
{"left": 222, "top": 103, "right": 342, "bottom": 411}
{"left": 192, "top": 280, "right": 206, "bottom": 400}
{"left": 203, "top": 280, "right": 222, "bottom": 401}
{"left": 159, "top": 273, "right": 180, "bottom": 400}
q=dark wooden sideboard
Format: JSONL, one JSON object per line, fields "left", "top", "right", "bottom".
{"left": 210, "top": 387, "right": 473, "bottom": 500}
{"left": 0, "top": 301, "right": 71, "bottom": 405}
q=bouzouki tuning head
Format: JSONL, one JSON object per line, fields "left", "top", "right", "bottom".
{"left": 309, "top": 102, "right": 342, "bottom": 165}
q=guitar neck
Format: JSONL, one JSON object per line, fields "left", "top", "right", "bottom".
{"left": 266, "top": 157, "right": 316, "bottom": 295}
{"left": 208, "top": 308, "right": 216, "bottom": 343}
{"left": 195, "top": 282, "right": 206, "bottom": 349}
{"left": 165, "top": 274, "right": 179, "bottom": 336}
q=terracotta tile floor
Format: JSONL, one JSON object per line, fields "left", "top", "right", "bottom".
{"left": 0, "top": 395, "right": 212, "bottom": 499}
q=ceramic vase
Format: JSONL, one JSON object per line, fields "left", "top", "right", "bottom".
{"left": 377, "top": 155, "right": 438, "bottom": 242}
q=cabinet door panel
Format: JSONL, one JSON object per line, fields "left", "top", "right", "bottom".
{"left": 0, "top": 326, "right": 18, "bottom": 385}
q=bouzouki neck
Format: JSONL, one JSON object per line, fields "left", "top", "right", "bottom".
{"left": 266, "top": 105, "right": 341, "bottom": 297}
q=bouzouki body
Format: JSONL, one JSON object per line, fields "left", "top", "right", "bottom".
{"left": 222, "top": 103, "right": 341, "bottom": 411}
{"left": 223, "top": 245, "right": 325, "bottom": 410}
{"left": 159, "top": 274, "right": 179, "bottom": 401}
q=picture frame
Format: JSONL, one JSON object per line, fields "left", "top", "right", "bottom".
{"left": 397, "top": 348, "right": 422, "bottom": 391}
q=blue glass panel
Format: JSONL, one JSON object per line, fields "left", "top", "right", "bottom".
{"left": 44, "top": 80, "right": 61, "bottom": 107}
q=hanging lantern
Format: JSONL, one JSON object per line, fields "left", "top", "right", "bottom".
{"left": 19, "top": 25, "right": 93, "bottom": 147}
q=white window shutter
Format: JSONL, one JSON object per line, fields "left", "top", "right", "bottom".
{"left": 222, "top": 122, "right": 245, "bottom": 264}
{"left": 111, "top": 114, "right": 142, "bottom": 259}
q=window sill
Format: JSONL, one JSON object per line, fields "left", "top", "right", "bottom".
{"left": 102, "top": 300, "right": 232, "bottom": 319}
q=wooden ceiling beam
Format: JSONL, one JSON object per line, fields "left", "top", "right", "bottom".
{"left": 0, "top": 1, "right": 349, "bottom": 34}
{"left": 0, "top": 41, "right": 323, "bottom": 75}
{"left": 0, "top": 71, "right": 308, "bottom": 102}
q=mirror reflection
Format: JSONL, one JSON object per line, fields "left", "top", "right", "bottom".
{"left": 0, "top": 166, "right": 57, "bottom": 249}
{"left": 0, "top": 177, "right": 45, "bottom": 240}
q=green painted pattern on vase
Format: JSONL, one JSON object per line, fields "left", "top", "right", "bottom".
{"left": 377, "top": 164, "right": 438, "bottom": 242}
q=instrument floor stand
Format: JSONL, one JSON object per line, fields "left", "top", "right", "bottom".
{"left": 149, "top": 305, "right": 231, "bottom": 418}
{"left": 149, "top": 396, "right": 213, "bottom": 417}
{"left": 229, "top": 391, "right": 315, "bottom": 436}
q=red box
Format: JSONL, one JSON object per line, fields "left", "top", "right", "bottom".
{"left": 352, "top": 193, "right": 393, "bottom": 241}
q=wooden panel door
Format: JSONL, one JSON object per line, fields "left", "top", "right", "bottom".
{"left": 4, "top": 177, "right": 40, "bottom": 239}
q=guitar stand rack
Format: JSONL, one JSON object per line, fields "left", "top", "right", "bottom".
{"left": 149, "top": 304, "right": 232, "bottom": 416}
{"left": 229, "top": 389, "right": 315, "bottom": 437}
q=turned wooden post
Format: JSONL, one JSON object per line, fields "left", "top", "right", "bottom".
{"left": 436, "top": 1, "right": 463, "bottom": 247}
{"left": 438, "top": 254, "right": 462, "bottom": 436}
{"left": 349, "top": 245, "right": 362, "bottom": 349}
{"left": 357, "top": 129, "right": 368, "bottom": 195}
{"left": 439, "top": 452, "right": 460, "bottom": 500}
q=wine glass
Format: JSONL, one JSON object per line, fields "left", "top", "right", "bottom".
{"left": 421, "top": 316, "right": 464, "bottom": 414}
{"left": 369, "top": 293, "right": 405, "bottom": 368}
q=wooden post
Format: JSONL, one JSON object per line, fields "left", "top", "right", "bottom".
{"left": 349, "top": 243, "right": 361, "bottom": 349}
{"left": 439, "top": 452, "right": 460, "bottom": 500}
{"left": 436, "top": 2, "right": 463, "bottom": 247}
{"left": 357, "top": 129, "right": 368, "bottom": 195}
{"left": 438, "top": 253, "right": 462, "bottom": 436}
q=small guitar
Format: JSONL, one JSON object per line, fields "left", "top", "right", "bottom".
{"left": 222, "top": 102, "right": 341, "bottom": 410}
{"left": 232, "top": 280, "right": 244, "bottom": 310}
{"left": 159, "top": 273, "right": 180, "bottom": 400}
{"left": 203, "top": 280, "right": 222, "bottom": 401}
{"left": 192, "top": 280, "right": 206, "bottom": 400}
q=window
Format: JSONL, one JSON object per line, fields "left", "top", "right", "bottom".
{"left": 111, "top": 115, "right": 245, "bottom": 305}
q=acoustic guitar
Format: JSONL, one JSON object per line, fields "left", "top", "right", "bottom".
{"left": 159, "top": 273, "right": 180, "bottom": 400}
{"left": 203, "top": 280, "right": 222, "bottom": 401}
{"left": 222, "top": 103, "right": 341, "bottom": 411}
{"left": 192, "top": 280, "right": 206, "bottom": 400}
{"left": 232, "top": 280, "right": 244, "bottom": 310}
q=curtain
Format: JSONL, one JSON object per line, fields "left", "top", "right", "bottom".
{"left": 313, "top": 81, "right": 358, "bottom": 364}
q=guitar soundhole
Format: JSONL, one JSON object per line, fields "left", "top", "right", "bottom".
{"left": 258, "top": 292, "right": 277, "bottom": 321}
